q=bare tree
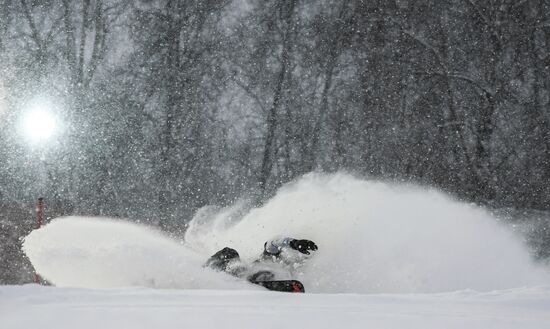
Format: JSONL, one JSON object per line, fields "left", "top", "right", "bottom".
{"left": 61, "top": 0, "right": 109, "bottom": 91}
{"left": 304, "top": 1, "right": 358, "bottom": 172}
{"left": 257, "top": 0, "right": 298, "bottom": 193}
{"left": 0, "top": 0, "right": 12, "bottom": 53}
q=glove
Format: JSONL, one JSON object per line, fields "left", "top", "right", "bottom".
{"left": 289, "top": 239, "right": 318, "bottom": 255}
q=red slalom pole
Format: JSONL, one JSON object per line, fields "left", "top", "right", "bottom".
{"left": 37, "top": 197, "right": 44, "bottom": 229}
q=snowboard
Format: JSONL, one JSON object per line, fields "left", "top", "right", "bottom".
{"left": 250, "top": 279, "right": 305, "bottom": 293}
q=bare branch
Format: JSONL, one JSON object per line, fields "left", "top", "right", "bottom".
{"left": 387, "top": 16, "right": 447, "bottom": 71}
{"left": 85, "top": 0, "right": 108, "bottom": 87}
{"left": 230, "top": 76, "right": 268, "bottom": 114}
{"left": 416, "top": 70, "right": 494, "bottom": 97}
{"left": 62, "top": 0, "right": 76, "bottom": 74}
{"left": 20, "top": 0, "right": 42, "bottom": 48}
{"left": 77, "top": 0, "right": 91, "bottom": 85}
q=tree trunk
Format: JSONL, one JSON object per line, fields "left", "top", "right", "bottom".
{"left": 158, "top": 0, "right": 183, "bottom": 224}
{"left": 258, "top": 0, "right": 297, "bottom": 193}
{"left": 307, "top": 54, "right": 336, "bottom": 172}
{"left": 527, "top": 0, "right": 550, "bottom": 207}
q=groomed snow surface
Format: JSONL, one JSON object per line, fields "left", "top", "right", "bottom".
{"left": 2, "top": 285, "right": 550, "bottom": 329}
{"left": 4, "top": 173, "right": 550, "bottom": 328}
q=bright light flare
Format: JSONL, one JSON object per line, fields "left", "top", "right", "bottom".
{"left": 22, "top": 106, "right": 58, "bottom": 142}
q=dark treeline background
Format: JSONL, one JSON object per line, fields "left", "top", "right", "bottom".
{"left": 1, "top": 0, "right": 550, "bottom": 282}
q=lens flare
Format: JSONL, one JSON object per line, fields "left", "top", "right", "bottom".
{"left": 22, "top": 106, "right": 57, "bottom": 142}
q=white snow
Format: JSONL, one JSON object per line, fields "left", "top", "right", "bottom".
{"left": 23, "top": 216, "right": 252, "bottom": 290}
{"left": 185, "top": 173, "right": 550, "bottom": 293}
{"left": 1, "top": 285, "right": 550, "bottom": 329}
{"left": 14, "top": 173, "right": 550, "bottom": 328}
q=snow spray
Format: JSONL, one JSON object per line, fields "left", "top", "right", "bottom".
{"left": 185, "top": 173, "right": 550, "bottom": 293}
{"left": 23, "top": 173, "right": 550, "bottom": 293}
{"left": 23, "top": 217, "right": 252, "bottom": 290}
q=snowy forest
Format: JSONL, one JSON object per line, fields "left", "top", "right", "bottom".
{"left": 1, "top": 0, "right": 550, "bottom": 283}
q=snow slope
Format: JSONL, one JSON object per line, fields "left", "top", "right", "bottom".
{"left": 2, "top": 285, "right": 550, "bottom": 329}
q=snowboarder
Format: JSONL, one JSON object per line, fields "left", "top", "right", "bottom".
{"left": 205, "top": 237, "right": 318, "bottom": 292}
